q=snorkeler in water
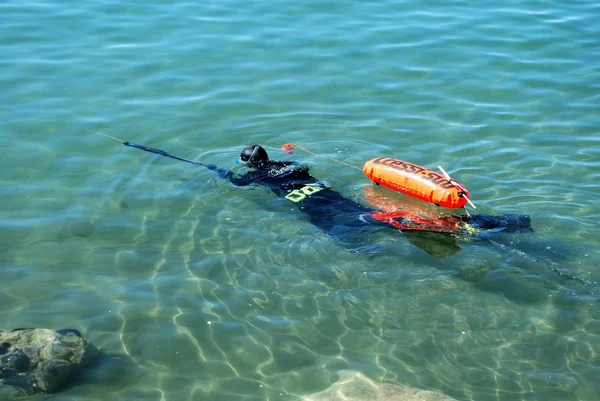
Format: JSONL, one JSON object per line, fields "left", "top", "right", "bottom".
{"left": 96, "top": 134, "right": 600, "bottom": 284}
{"left": 203, "top": 145, "right": 532, "bottom": 249}
{"left": 94, "top": 135, "right": 532, "bottom": 245}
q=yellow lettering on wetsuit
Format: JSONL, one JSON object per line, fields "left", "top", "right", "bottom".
{"left": 284, "top": 184, "right": 324, "bottom": 203}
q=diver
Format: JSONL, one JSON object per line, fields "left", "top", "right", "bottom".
{"left": 204, "top": 145, "right": 533, "bottom": 252}
{"left": 94, "top": 133, "right": 532, "bottom": 255}
{"left": 97, "top": 134, "right": 600, "bottom": 283}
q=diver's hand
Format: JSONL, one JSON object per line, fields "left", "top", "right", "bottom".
{"left": 205, "top": 164, "right": 229, "bottom": 179}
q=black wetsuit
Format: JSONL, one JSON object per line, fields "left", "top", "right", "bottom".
{"left": 207, "top": 161, "right": 532, "bottom": 251}
{"left": 209, "top": 161, "right": 375, "bottom": 245}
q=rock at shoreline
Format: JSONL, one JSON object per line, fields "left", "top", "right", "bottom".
{"left": 302, "top": 371, "right": 458, "bottom": 401}
{"left": 0, "top": 328, "right": 98, "bottom": 397}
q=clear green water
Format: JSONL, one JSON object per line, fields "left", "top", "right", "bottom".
{"left": 1, "top": 1, "right": 599, "bottom": 400}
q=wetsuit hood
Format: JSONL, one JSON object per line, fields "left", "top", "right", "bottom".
{"left": 240, "top": 145, "right": 269, "bottom": 168}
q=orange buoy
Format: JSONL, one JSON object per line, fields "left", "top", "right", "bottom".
{"left": 363, "top": 157, "right": 470, "bottom": 209}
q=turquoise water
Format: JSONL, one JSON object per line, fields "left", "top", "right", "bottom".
{"left": 1, "top": 0, "right": 599, "bottom": 400}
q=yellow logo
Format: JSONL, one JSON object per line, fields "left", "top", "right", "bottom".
{"left": 284, "top": 184, "right": 324, "bottom": 203}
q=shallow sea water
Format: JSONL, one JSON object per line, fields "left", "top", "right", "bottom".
{"left": 1, "top": 1, "right": 599, "bottom": 400}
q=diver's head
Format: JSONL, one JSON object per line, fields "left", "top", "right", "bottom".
{"left": 239, "top": 145, "right": 269, "bottom": 168}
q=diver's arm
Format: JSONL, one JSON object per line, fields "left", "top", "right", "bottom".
{"left": 205, "top": 164, "right": 256, "bottom": 186}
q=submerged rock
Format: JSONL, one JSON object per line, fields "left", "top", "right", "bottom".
{"left": 302, "top": 371, "right": 458, "bottom": 401}
{"left": 0, "top": 328, "right": 98, "bottom": 397}
{"left": 58, "top": 221, "right": 95, "bottom": 240}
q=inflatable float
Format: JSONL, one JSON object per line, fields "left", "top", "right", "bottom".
{"left": 281, "top": 143, "right": 476, "bottom": 210}
{"left": 363, "top": 157, "right": 472, "bottom": 209}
